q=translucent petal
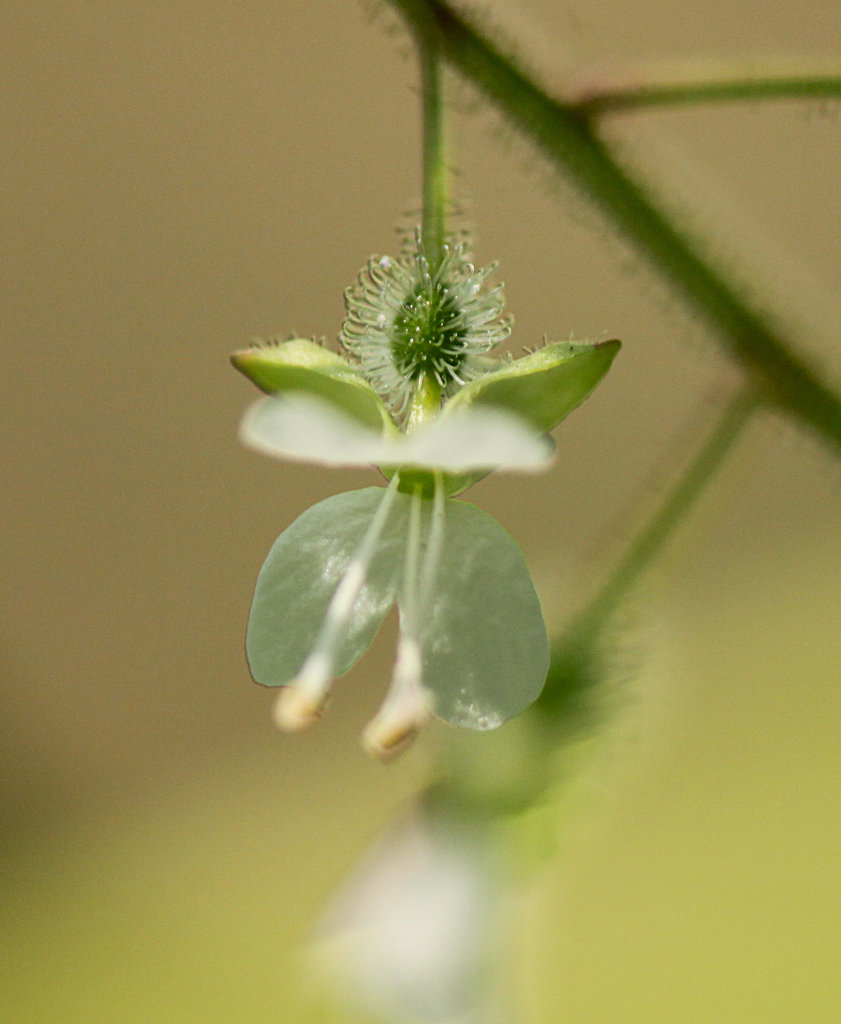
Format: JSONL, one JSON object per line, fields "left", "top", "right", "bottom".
{"left": 396, "top": 407, "right": 553, "bottom": 471}
{"left": 246, "top": 489, "right": 407, "bottom": 686}
{"left": 316, "top": 811, "right": 494, "bottom": 1023}
{"left": 241, "top": 394, "right": 393, "bottom": 468}
{"left": 446, "top": 338, "right": 620, "bottom": 433}
{"left": 231, "top": 338, "right": 395, "bottom": 433}
{"left": 241, "top": 394, "right": 554, "bottom": 472}
{"left": 420, "top": 500, "right": 549, "bottom": 728}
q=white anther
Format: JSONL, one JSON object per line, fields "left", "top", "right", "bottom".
{"left": 273, "top": 651, "right": 332, "bottom": 732}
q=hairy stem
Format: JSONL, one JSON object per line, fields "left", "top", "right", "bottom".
{"left": 389, "top": 0, "right": 841, "bottom": 452}
{"left": 568, "top": 58, "right": 841, "bottom": 115}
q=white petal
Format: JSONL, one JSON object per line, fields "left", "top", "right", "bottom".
{"left": 240, "top": 394, "right": 393, "bottom": 467}
{"left": 315, "top": 813, "right": 495, "bottom": 1023}
{"left": 397, "top": 407, "right": 554, "bottom": 471}
{"left": 240, "top": 394, "right": 554, "bottom": 472}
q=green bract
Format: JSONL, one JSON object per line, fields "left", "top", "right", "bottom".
{"left": 233, "top": 230, "right": 619, "bottom": 756}
{"left": 232, "top": 336, "right": 618, "bottom": 496}
{"left": 446, "top": 339, "right": 621, "bottom": 434}
{"left": 231, "top": 339, "right": 395, "bottom": 434}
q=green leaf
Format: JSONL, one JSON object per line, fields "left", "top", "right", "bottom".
{"left": 231, "top": 339, "right": 395, "bottom": 434}
{"left": 246, "top": 488, "right": 405, "bottom": 686}
{"left": 446, "top": 339, "right": 620, "bottom": 434}
{"left": 420, "top": 500, "right": 549, "bottom": 728}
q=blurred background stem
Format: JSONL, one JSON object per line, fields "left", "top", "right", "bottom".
{"left": 540, "top": 383, "right": 759, "bottom": 711}
{"left": 567, "top": 58, "right": 841, "bottom": 115}
{"left": 430, "top": 385, "right": 759, "bottom": 820}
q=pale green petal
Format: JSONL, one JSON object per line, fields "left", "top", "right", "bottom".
{"left": 248, "top": 488, "right": 549, "bottom": 729}
{"left": 231, "top": 339, "right": 395, "bottom": 433}
{"left": 390, "top": 407, "right": 553, "bottom": 471}
{"left": 446, "top": 339, "right": 620, "bottom": 433}
{"left": 246, "top": 489, "right": 406, "bottom": 686}
{"left": 419, "top": 500, "right": 549, "bottom": 728}
{"left": 241, "top": 394, "right": 392, "bottom": 468}
{"left": 241, "top": 394, "right": 553, "bottom": 472}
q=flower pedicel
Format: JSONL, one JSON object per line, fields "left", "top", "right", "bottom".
{"left": 233, "top": 230, "right": 619, "bottom": 758}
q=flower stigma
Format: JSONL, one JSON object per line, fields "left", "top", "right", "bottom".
{"left": 341, "top": 230, "right": 511, "bottom": 424}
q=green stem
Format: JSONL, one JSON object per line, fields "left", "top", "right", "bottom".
{"left": 539, "top": 386, "right": 758, "bottom": 709}
{"left": 420, "top": 39, "right": 447, "bottom": 270}
{"left": 582, "top": 387, "right": 756, "bottom": 630}
{"left": 570, "top": 60, "right": 841, "bottom": 116}
{"left": 428, "top": 391, "right": 758, "bottom": 813}
{"left": 407, "top": 372, "right": 443, "bottom": 428}
{"left": 390, "top": 0, "right": 841, "bottom": 453}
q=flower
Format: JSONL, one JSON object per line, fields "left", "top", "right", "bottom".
{"left": 233, "top": 230, "right": 619, "bottom": 757}
{"left": 315, "top": 809, "right": 497, "bottom": 1023}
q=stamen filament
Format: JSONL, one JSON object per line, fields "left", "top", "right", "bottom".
{"left": 362, "top": 634, "right": 430, "bottom": 760}
{"left": 274, "top": 474, "right": 401, "bottom": 732}
{"left": 363, "top": 484, "right": 432, "bottom": 759}
{"left": 418, "top": 470, "right": 446, "bottom": 619}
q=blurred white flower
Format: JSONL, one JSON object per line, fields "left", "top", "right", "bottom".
{"left": 315, "top": 811, "right": 498, "bottom": 1024}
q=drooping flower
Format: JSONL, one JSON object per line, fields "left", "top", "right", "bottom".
{"left": 233, "top": 230, "right": 619, "bottom": 757}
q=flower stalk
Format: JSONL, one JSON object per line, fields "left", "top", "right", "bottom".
{"left": 420, "top": 40, "right": 447, "bottom": 273}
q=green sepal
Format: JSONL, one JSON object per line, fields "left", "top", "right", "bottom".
{"left": 383, "top": 465, "right": 488, "bottom": 499}
{"left": 445, "top": 339, "right": 620, "bottom": 434}
{"left": 231, "top": 339, "right": 396, "bottom": 434}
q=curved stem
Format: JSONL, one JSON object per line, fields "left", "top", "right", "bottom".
{"left": 569, "top": 59, "right": 841, "bottom": 116}
{"left": 580, "top": 386, "right": 757, "bottom": 631}
{"left": 540, "top": 386, "right": 758, "bottom": 709}
{"left": 389, "top": 0, "right": 841, "bottom": 453}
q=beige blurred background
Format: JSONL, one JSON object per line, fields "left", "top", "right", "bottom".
{"left": 2, "top": 0, "right": 840, "bottom": 1020}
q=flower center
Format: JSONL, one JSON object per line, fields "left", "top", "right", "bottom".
{"left": 390, "top": 280, "right": 467, "bottom": 386}
{"left": 339, "top": 230, "right": 512, "bottom": 423}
